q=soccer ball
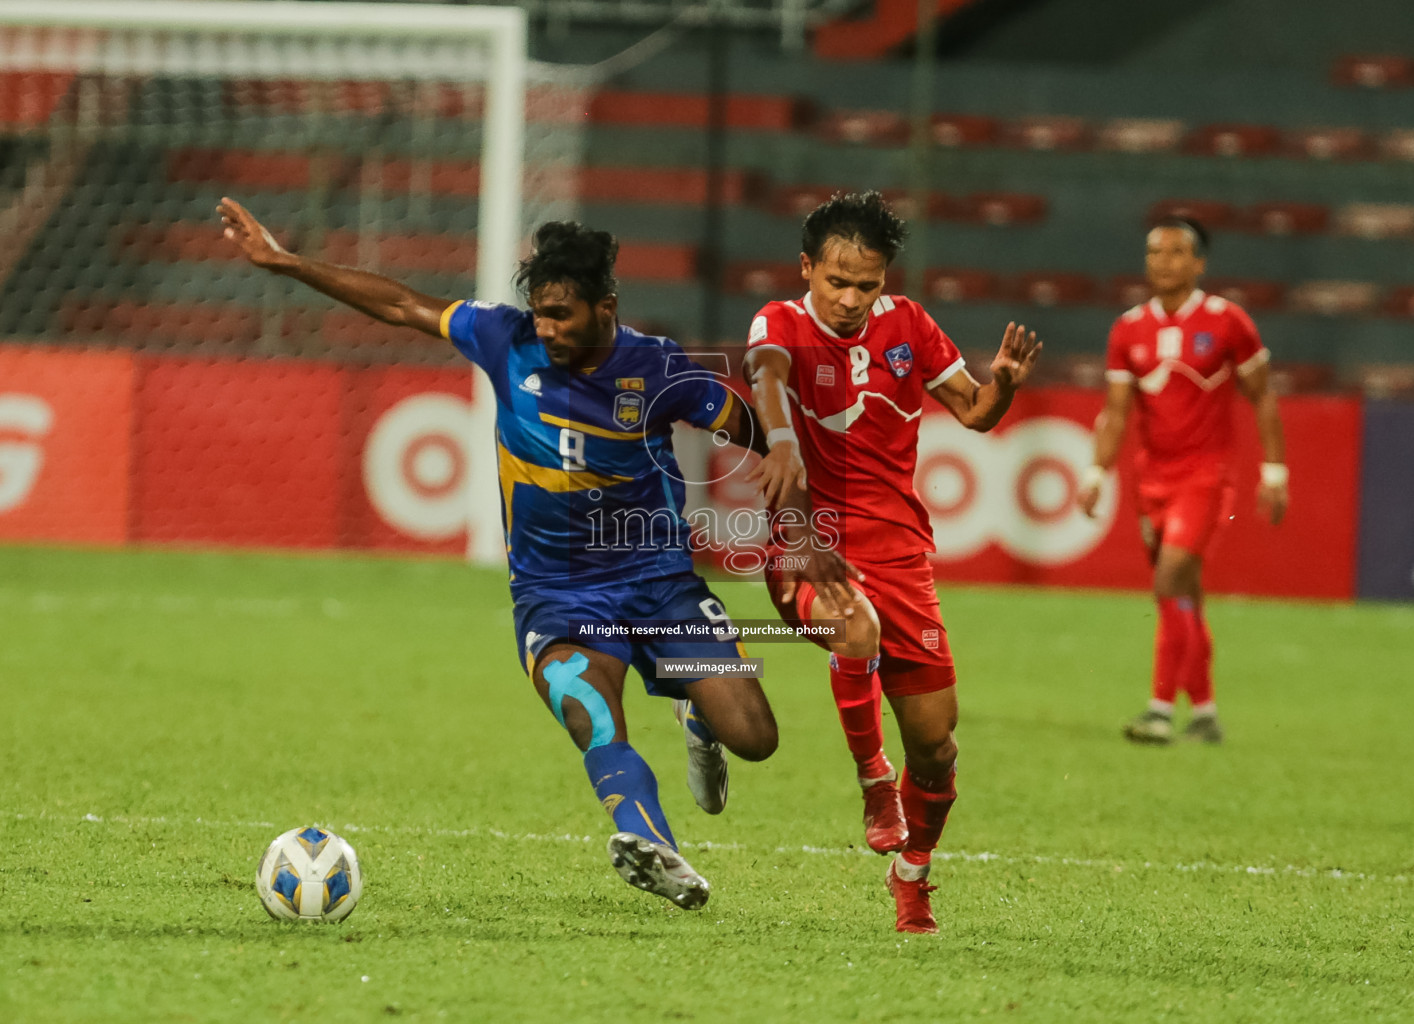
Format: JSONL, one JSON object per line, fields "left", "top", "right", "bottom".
{"left": 255, "top": 826, "right": 362, "bottom": 922}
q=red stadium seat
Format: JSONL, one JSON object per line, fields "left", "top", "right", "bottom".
{"left": 815, "top": 109, "right": 910, "bottom": 146}
{"left": 1243, "top": 202, "right": 1330, "bottom": 236}
{"left": 60, "top": 299, "right": 263, "bottom": 348}
{"left": 923, "top": 268, "right": 999, "bottom": 304}
{"left": 1016, "top": 272, "right": 1096, "bottom": 307}
{"left": 956, "top": 192, "right": 1048, "bottom": 226}
{"left": 1379, "top": 129, "right": 1414, "bottom": 161}
{"left": 1334, "top": 203, "right": 1414, "bottom": 239}
{"left": 1287, "top": 281, "right": 1380, "bottom": 316}
{"left": 586, "top": 90, "right": 811, "bottom": 132}
{"left": 1096, "top": 118, "right": 1186, "bottom": 154}
{"left": 929, "top": 113, "right": 998, "bottom": 148}
{"left": 1184, "top": 124, "right": 1281, "bottom": 158}
{"left": 1204, "top": 278, "right": 1286, "bottom": 311}
{"left": 1331, "top": 55, "right": 1414, "bottom": 89}
{"left": 722, "top": 262, "right": 801, "bottom": 296}
{"left": 1382, "top": 286, "right": 1414, "bottom": 317}
{"left": 1001, "top": 115, "right": 1091, "bottom": 152}
{"left": 878, "top": 189, "right": 954, "bottom": 221}
{"left": 1267, "top": 363, "right": 1336, "bottom": 395}
{"left": 0, "top": 71, "right": 75, "bottom": 126}
{"left": 1105, "top": 275, "right": 1152, "bottom": 309}
{"left": 167, "top": 148, "right": 313, "bottom": 191}
{"left": 769, "top": 184, "right": 842, "bottom": 217}
{"left": 1055, "top": 354, "right": 1108, "bottom": 389}
{"left": 1285, "top": 127, "right": 1372, "bottom": 161}
{"left": 1147, "top": 199, "right": 1238, "bottom": 230}
{"left": 1354, "top": 364, "right": 1414, "bottom": 399}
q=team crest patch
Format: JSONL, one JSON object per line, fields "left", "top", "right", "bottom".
{"left": 613, "top": 392, "right": 644, "bottom": 429}
{"left": 1193, "top": 331, "right": 1214, "bottom": 356}
{"left": 921, "top": 628, "right": 939, "bottom": 651}
{"left": 816, "top": 364, "right": 837, "bottom": 386}
{"left": 884, "top": 343, "right": 914, "bottom": 378}
{"left": 615, "top": 377, "right": 645, "bottom": 391}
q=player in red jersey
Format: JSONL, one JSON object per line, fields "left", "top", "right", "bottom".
{"left": 743, "top": 192, "right": 1040, "bottom": 933}
{"left": 1078, "top": 217, "right": 1289, "bottom": 745}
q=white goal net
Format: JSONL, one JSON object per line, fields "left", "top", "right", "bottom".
{"left": 0, "top": 0, "right": 550, "bottom": 357}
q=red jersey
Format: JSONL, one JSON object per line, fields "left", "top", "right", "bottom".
{"left": 1105, "top": 289, "right": 1268, "bottom": 474}
{"left": 748, "top": 292, "right": 965, "bottom": 562}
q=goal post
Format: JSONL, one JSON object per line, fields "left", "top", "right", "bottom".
{"left": 0, "top": 0, "right": 527, "bottom": 305}
{"left": 0, "top": 0, "right": 531, "bottom": 564}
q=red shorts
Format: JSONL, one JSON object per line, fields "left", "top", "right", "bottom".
{"left": 764, "top": 548, "right": 956, "bottom": 696}
{"left": 1136, "top": 468, "right": 1235, "bottom": 558}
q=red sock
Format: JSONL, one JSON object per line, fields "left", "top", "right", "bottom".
{"left": 828, "top": 653, "right": 889, "bottom": 780}
{"left": 1152, "top": 597, "right": 1194, "bottom": 705}
{"left": 899, "top": 765, "right": 957, "bottom": 867}
{"left": 1184, "top": 605, "right": 1214, "bottom": 707}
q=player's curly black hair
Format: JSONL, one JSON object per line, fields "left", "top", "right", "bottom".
{"left": 801, "top": 190, "right": 908, "bottom": 264}
{"left": 1151, "top": 215, "right": 1210, "bottom": 257}
{"left": 514, "top": 221, "right": 619, "bottom": 305}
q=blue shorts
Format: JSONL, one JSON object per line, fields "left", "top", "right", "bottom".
{"left": 512, "top": 573, "right": 747, "bottom": 699}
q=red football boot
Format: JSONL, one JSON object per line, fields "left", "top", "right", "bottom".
{"left": 886, "top": 858, "right": 939, "bottom": 934}
{"left": 861, "top": 774, "right": 908, "bottom": 853}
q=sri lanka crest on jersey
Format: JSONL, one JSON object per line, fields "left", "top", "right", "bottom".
{"left": 614, "top": 391, "right": 644, "bottom": 429}
{"left": 884, "top": 342, "right": 914, "bottom": 378}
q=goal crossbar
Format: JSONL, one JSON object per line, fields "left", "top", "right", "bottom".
{"left": 0, "top": 0, "right": 528, "bottom": 306}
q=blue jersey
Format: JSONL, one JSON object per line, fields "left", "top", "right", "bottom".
{"left": 441, "top": 300, "right": 737, "bottom": 589}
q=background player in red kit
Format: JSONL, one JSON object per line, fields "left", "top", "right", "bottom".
{"left": 743, "top": 192, "right": 1040, "bottom": 933}
{"left": 1078, "top": 217, "right": 1289, "bottom": 745}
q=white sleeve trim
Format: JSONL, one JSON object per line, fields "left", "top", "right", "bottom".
{"left": 926, "top": 357, "right": 967, "bottom": 390}
{"left": 1237, "top": 347, "right": 1271, "bottom": 376}
{"left": 747, "top": 342, "right": 792, "bottom": 362}
{"left": 1104, "top": 369, "right": 1136, "bottom": 383}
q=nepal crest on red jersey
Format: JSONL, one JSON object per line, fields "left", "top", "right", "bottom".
{"left": 884, "top": 342, "right": 914, "bottom": 378}
{"left": 1194, "top": 331, "right": 1215, "bottom": 356}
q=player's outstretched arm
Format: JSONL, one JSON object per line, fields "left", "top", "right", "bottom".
{"left": 742, "top": 347, "right": 807, "bottom": 508}
{"left": 218, "top": 197, "right": 448, "bottom": 337}
{"left": 1078, "top": 378, "right": 1134, "bottom": 518}
{"left": 928, "top": 321, "right": 1041, "bottom": 432}
{"left": 1237, "top": 361, "right": 1289, "bottom": 525}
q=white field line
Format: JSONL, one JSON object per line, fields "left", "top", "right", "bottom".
{"left": 7, "top": 812, "right": 1404, "bottom": 886}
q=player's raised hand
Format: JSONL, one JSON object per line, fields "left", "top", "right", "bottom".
{"left": 990, "top": 321, "right": 1042, "bottom": 389}
{"left": 218, "top": 197, "right": 296, "bottom": 271}
{"left": 745, "top": 439, "right": 807, "bottom": 509}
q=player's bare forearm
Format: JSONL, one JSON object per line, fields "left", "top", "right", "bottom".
{"left": 1252, "top": 389, "right": 1286, "bottom": 465}
{"left": 218, "top": 196, "right": 445, "bottom": 337}
{"left": 1092, "top": 384, "right": 1134, "bottom": 469}
{"left": 279, "top": 256, "right": 445, "bottom": 336}
{"left": 743, "top": 346, "right": 806, "bottom": 506}
{"left": 929, "top": 321, "right": 1040, "bottom": 432}
{"left": 743, "top": 348, "right": 793, "bottom": 433}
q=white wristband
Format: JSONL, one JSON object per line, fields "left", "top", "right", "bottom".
{"left": 1081, "top": 465, "right": 1108, "bottom": 491}
{"left": 767, "top": 427, "right": 799, "bottom": 450}
{"left": 1260, "top": 462, "right": 1289, "bottom": 487}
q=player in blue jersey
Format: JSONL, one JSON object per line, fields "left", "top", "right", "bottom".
{"left": 217, "top": 200, "right": 847, "bottom": 909}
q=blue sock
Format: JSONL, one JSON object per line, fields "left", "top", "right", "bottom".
{"left": 583, "top": 741, "right": 677, "bottom": 851}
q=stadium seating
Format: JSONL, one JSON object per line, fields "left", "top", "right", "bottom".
{"left": 6, "top": 29, "right": 1414, "bottom": 395}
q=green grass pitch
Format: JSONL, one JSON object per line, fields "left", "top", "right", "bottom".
{"left": 1, "top": 544, "right": 1411, "bottom": 1023}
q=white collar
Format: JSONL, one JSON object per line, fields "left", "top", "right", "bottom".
{"left": 1149, "top": 288, "right": 1206, "bottom": 322}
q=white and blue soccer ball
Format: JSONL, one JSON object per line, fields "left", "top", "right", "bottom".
{"left": 256, "top": 826, "right": 362, "bottom": 922}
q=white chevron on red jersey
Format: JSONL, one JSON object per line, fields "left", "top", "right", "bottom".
{"left": 1105, "top": 289, "right": 1268, "bottom": 471}
{"left": 748, "top": 292, "right": 966, "bottom": 561}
